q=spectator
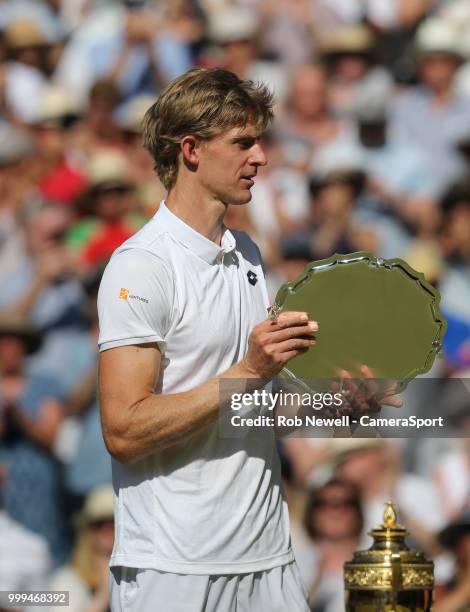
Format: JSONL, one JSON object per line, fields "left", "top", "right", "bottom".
{"left": 67, "top": 149, "right": 145, "bottom": 274}
{"left": 72, "top": 79, "right": 122, "bottom": 156}
{"left": 303, "top": 169, "right": 375, "bottom": 260}
{"left": 0, "top": 122, "right": 36, "bottom": 279}
{"left": 0, "top": 463, "right": 52, "bottom": 600}
{"left": 205, "top": 5, "right": 288, "bottom": 105}
{"left": 311, "top": 0, "right": 433, "bottom": 32}
{"left": 434, "top": 436, "right": 470, "bottom": 523}
{"left": 47, "top": 485, "right": 114, "bottom": 612}
{"left": 296, "top": 479, "right": 363, "bottom": 612}
{"left": 438, "top": 184, "right": 470, "bottom": 329}
{"left": 0, "top": 313, "right": 70, "bottom": 565}
{"left": 0, "top": 204, "right": 92, "bottom": 392}
{"left": 434, "top": 510, "right": 470, "bottom": 612}
{"left": 318, "top": 25, "right": 392, "bottom": 118}
{"left": 256, "top": 0, "right": 317, "bottom": 67}
{"left": 54, "top": 1, "right": 192, "bottom": 104}
{"left": 29, "top": 84, "right": 87, "bottom": 207}
{"left": 2, "top": 18, "right": 52, "bottom": 122}
{"left": 265, "top": 239, "right": 314, "bottom": 300}
{"left": 330, "top": 439, "right": 446, "bottom": 549}
{"left": 315, "top": 84, "right": 440, "bottom": 236}
{"left": 62, "top": 271, "right": 112, "bottom": 500}
{"left": 277, "top": 63, "right": 343, "bottom": 169}
{"left": 392, "top": 18, "right": 470, "bottom": 196}
{"left": 113, "top": 92, "right": 165, "bottom": 217}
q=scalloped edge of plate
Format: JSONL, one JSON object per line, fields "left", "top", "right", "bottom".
{"left": 270, "top": 252, "right": 447, "bottom": 384}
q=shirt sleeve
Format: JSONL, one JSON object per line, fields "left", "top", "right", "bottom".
{"left": 97, "top": 248, "right": 173, "bottom": 352}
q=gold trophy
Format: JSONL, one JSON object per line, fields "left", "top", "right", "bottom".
{"left": 344, "top": 502, "right": 434, "bottom": 611}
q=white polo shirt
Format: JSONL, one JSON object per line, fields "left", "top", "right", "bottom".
{"left": 97, "top": 202, "right": 293, "bottom": 575}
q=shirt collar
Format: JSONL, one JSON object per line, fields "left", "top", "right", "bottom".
{"left": 155, "top": 201, "right": 236, "bottom": 265}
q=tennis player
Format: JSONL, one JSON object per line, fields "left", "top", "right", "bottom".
{"left": 98, "top": 67, "right": 316, "bottom": 611}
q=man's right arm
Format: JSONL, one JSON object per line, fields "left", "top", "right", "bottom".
{"left": 99, "top": 311, "right": 318, "bottom": 465}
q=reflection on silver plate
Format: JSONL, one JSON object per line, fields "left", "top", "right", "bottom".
{"left": 269, "top": 252, "right": 447, "bottom": 392}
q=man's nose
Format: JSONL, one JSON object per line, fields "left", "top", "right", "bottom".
{"left": 249, "top": 144, "right": 267, "bottom": 167}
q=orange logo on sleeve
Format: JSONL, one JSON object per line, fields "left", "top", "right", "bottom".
{"left": 119, "top": 288, "right": 129, "bottom": 300}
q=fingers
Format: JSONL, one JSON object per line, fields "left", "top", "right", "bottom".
{"left": 363, "top": 369, "right": 402, "bottom": 409}
{"left": 269, "top": 311, "right": 318, "bottom": 330}
{"left": 268, "top": 313, "right": 317, "bottom": 360}
{"left": 337, "top": 366, "right": 404, "bottom": 414}
{"left": 359, "top": 364, "right": 380, "bottom": 395}
{"left": 341, "top": 366, "right": 403, "bottom": 409}
{"left": 245, "top": 311, "right": 318, "bottom": 378}
{"left": 360, "top": 364, "right": 375, "bottom": 379}
{"left": 275, "top": 311, "right": 310, "bottom": 327}
{"left": 339, "top": 370, "right": 363, "bottom": 399}
{"left": 281, "top": 347, "right": 310, "bottom": 361}
{"left": 262, "top": 311, "right": 318, "bottom": 350}
{"left": 262, "top": 322, "right": 318, "bottom": 345}
{"left": 381, "top": 395, "right": 404, "bottom": 408}
{"left": 276, "top": 337, "right": 316, "bottom": 354}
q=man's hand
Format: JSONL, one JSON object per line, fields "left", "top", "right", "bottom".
{"left": 3, "top": 398, "right": 63, "bottom": 450}
{"left": 99, "top": 313, "right": 318, "bottom": 463}
{"left": 242, "top": 311, "right": 318, "bottom": 379}
{"left": 330, "top": 365, "right": 403, "bottom": 419}
{"left": 125, "top": 11, "right": 158, "bottom": 45}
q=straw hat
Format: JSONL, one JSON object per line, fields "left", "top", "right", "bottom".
{"left": 327, "top": 438, "right": 385, "bottom": 466}
{"left": 86, "top": 150, "right": 133, "bottom": 191}
{"left": 415, "top": 18, "right": 464, "bottom": 59}
{"left": 318, "top": 25, "right": 375, "bottom": 56}
{"left": 114, "top": 94, "right": 155, "bottom": 134}
{"left": 81, "top": 485, "right": 115, "bottom": 524}
{"left": 402, "top": 240, "right": 445, "bottom": 284}
{"left": 208, "top": 6, "right": 258, "bottom": 44}
{"left": 4, "top": 19, "right": 50, "bottom": 49}
{"left": 31, "top": 85, "right": 81, "bottom": 127}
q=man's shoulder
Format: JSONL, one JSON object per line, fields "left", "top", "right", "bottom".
{"left": 104, "top": 214, "right": 174, "bottom": 276}
{"left": 113, "top": 214, "right": 172, "bottom": 259}
{"left": 99, "top": 229, "right": 174, "bottom": 303}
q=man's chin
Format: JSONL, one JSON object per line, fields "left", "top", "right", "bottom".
{"left": 230, "top": 190, "right": 253, "bottom": 206}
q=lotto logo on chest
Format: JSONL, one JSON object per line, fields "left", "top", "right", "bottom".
{"left": 247, "top": 270, "right": 258, "bottom": 286}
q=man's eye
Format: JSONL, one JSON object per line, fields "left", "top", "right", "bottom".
{"left": 238, "top": 141, "right": 252, "bottom": 149}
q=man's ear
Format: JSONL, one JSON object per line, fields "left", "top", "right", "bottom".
{"left": 181, "top": 135, "right": 200, "bottom": 168}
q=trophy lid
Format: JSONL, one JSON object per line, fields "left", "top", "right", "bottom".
{"left": 344, "top": 502, "right": 434, "bottom": 591}
{"left": 369, "top": 501, "right": 408, "bottom": 545}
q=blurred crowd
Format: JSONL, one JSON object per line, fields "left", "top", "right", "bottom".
{"left": 1, "top": 0, "right": 470, "bottom": 610}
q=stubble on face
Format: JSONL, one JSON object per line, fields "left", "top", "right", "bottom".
{"left": 197, "top": 123, "right": 267, "bottom": 207}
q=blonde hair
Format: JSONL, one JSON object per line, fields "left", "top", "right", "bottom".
{"left": 71, "top": 528, "right": 97, "bottom": 590}
{"left": 142, "top": 67, "right": 274, "bottom": 191}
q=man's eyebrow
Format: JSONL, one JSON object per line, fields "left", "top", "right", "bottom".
{"left": 230, "top": 134, "right": 261, "bottom": 144}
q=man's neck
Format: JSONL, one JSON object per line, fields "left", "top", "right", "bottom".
{"left": 165, "top": 182, "right": 227, "bottom": 246}
{"left": 430, "top": 86, "right": 454, "bottom": 107}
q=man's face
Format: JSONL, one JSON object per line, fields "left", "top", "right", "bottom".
{"left": 292, "top": 66, "right": 328, "bottom": 118}
{"left": 196, "top": 123, "right": 267, "bottom": 206}
{"left": 336, "top": 447, "right": 385, "bottom": 485}
{"left": 419, "top": 54, "right": 459, "bottom": 92}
